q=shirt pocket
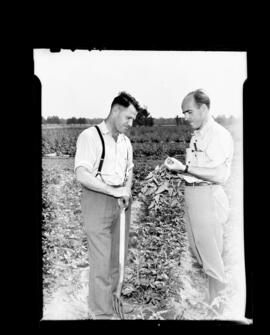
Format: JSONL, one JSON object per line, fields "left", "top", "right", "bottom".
{"left": 195, "top": 150, "right": 207, "bottom": 166}
{"left": 185, "top": 148, "right": 192, "bottom": 164}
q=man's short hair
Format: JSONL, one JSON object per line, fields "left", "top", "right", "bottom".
{"left": 111, "top": 91, "right": 141, "bottom": 111}
{"left": 186, "top": 89, "right": 210, "bottom": 109}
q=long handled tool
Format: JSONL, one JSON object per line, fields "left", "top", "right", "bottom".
{"left": 112, "top": 206, "right": 126, "bottom": 319}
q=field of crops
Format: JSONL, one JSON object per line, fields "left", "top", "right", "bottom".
{"left": 42, "top": 124, "right": 192, "bottom": 158}
{"left": 41, "top": 122, "right": 249, "bottom": 322}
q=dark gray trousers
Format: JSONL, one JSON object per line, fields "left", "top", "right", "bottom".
{"left": 81, "top": 187, "right": 131, "bottom": 319}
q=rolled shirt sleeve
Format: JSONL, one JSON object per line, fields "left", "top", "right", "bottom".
{"left": 74, "top": 129, "right": 99, "bottom": 174}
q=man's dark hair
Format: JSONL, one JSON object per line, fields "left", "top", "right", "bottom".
{"left": 111, "top": 91, "right": 141, "bottom": 111}
{"left": 187, "top": 89, "right": 210, "bottom": 109}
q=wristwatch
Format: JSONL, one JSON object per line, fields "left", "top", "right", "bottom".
{"left": 184, "top": 165, "right": 189, "bottom": 173}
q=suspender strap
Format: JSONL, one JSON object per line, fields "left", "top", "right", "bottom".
{"left": 94, "top": 125, "right": 105, "bottom": 177}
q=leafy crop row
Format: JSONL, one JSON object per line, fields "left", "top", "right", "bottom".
{"left": 122, "top": 164, "right": 187, "bottom": 310}
{"left": 42, "top": 168, "right": 89, "bottom": 294}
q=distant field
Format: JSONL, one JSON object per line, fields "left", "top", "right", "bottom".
{"left": 42, "top": 125, "right": 192, "bottom": 158}
{"left": 42, "top": 121, "right": 241, "bottom": 160}
{"left": 42, "top": 124, "right": 93, "bottom": 129}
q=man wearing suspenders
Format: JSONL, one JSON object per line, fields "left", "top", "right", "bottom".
{"left": 165, "top": 89, "right": 234, "bottom": 310}
{"left": 74, "top": 92, "right": 140, "bottom": 319}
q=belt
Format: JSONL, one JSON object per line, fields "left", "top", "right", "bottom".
{"left": 184, "top": 181, "right": 213, "bottom": 187}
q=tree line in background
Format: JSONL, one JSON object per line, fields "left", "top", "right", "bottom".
{"left": 42, "top": 108, "right": 240, "bottom": 127}
{"left": 42, "top": 106, "right": 154, "bottom": 126}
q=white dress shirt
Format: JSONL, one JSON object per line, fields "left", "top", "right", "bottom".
{"left": 185, "top": 116, "right": 234, "bottom": 183}
{"left": 74, "top": 121, "right": 134, "bottom": 186}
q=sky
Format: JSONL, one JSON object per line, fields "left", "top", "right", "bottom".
{"left": 34, "top": 49, "right": 247, "bottom": 120}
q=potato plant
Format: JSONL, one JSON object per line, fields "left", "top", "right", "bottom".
{"left": 122, "top": 164, "right": 187, "bottom": 313}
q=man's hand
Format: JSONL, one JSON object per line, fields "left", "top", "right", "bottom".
{"left": 118, "top": 196, "right": 130, "bottom": 209}
{"left": 164, "top": 157, "right": 186, "bottom": 172}
{"left": 116, "top": 187, "right": 132, "bottom": 209}
{"left": 111, "top": 186, "right": 131, "bottom": 199}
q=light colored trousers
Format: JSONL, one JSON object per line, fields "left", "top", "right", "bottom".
{"left": 81, "top": 187, "right": 131, "bottom": 319}
{"left": 184, "top": 184, "right": 230, "bottom": 283}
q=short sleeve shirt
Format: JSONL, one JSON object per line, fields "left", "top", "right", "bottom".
{"left": 185, "top": 117, "right": 234, "bottom": 183}
{"left": 74, "top": 121, "right": 134, "bottom": 186}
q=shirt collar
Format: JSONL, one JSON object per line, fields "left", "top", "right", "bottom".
{"left": 99, "top": 120, "right": 110, "bottom": 135}
{"left": 193, "top": 116, "right": 214, "bottom": 137}
{"left": 98, "top": 120, "right": 125, "bottom": 142}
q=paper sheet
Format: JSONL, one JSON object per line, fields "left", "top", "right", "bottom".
{"left": 177, "top": 173, "right": 210, "bottom": 184}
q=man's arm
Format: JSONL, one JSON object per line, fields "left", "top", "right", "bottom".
{"left": 118, "top": 169, "right": 133, "bottom": 209}
{"left": 187, "top": 164, "right": 228, "bottom": 184}
{"left": 75, "top": 166, "right": 130, "bottom": 198}
{"left": 164, "top": 157, "right": 228, "bottom": 184}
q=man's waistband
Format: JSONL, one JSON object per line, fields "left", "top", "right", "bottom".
{"left": 184, "top": 181, "right": 216, "bottom": 187}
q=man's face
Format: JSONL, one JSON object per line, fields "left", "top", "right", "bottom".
{"left": 181, "top": 95, "right": 207, "bottom": 130}
{"left": 114, "top": 104, "right": 138, "bottom": 134}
